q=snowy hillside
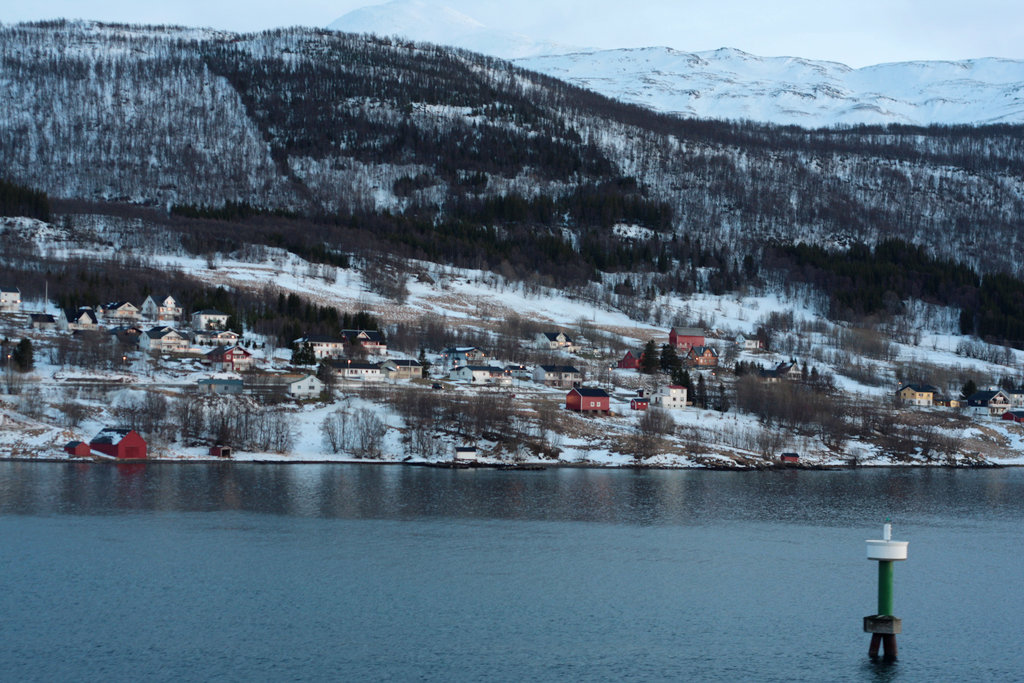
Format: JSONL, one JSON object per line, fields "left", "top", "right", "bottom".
{"left": 326, "top": 0, "right": 1024, "bottom": 127}
{"left": 327, "top": 0, "right": 583, "bottom": 59}
{"left": 516, "top": 47, "right": 1024, "bottom": 127}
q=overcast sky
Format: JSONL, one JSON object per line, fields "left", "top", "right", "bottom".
{"left": 3, "top": 0, "right": 1022, "bottom": 68}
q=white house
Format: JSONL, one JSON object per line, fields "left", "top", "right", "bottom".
{"left": 191, "top": 309, "right": 230, "bottom": 331}
{"left": 58, "top": 307, "right": 99, "bottom": 331}
{"left": 0, "top": 286, "right": 21, "bottom": 313}
{"left": 442, "top": 346, "right": 487, "bottom": 368}
{"left": 330, "top": 360, "right": 383, "bottom": 381}
{"left": 141, "top": 295, "right": 182, "bottom": 321}
{"left": 293, "top": 335, "right": 346, "bottom": 360}
{"left": 451, "top": 365, "right": 506, "bottom": 385}
{"left": 100, "top": 301, "right": 141, "bottom": 322}
{"left": 140, "top": 326, "right": 190, "bottom": 353}
{"left": 653, "top": 385, "right": 687, "bottom": 409}
{"left": 381, "top": 359, "right": 423, "bottom": 380}
{"left": 533, "top": 365, "right": 582, "bottom": 389}
{"left": 287, "top": 374, "right": 325, "bottom": 399}
{"left": 535, "top": 331, "right": 577, "bottom": 351}
{"left": 735, "top": 334, "right": 762, "bottom": 351}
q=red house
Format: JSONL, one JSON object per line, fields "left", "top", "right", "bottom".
{"left": 566, "top": 387, "right": 611, "bottom": 414}
{"left": 1001, "top": 410, "right": 1024, "bottom": 423}
{"left": 630, "top": 397, "right": 650, "bottom": 410}
{"left": 90, "top": 428, "right": 147, "bottom": 459}
{"left": 669, "top": 327, "right": 705, "bottom": 352}
{"left": 204, "top": 345, "right": 254, "bottom": 372}
{"left": 617, "top": 350, "right": 642, "bottom": 370}
{"left": 64, "top": 441, "right": 91, "bottom": 457}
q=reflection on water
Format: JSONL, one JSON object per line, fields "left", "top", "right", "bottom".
{"left": 2, "top": 462, "right": 1022, "bottom": 527}
{"left": 1, "top": 463, "right": 1022, "bottom": 682}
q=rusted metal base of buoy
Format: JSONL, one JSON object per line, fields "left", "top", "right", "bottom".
{"left": 864, "top": 615, "right": 902, "bottom": 661}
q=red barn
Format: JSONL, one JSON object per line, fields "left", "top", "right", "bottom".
{"left": 669, "top": 327, "right": 705, "bottom": 352}
{"left": 617, "top": 350, "right": 642, "bottom": 370}
{"left": 566, "top": 387, "right": 611, "bottom": 414}
{"left": 90, "top": 428, "right": 147, "bottom": 459}
{"left": 64, "top": 441, "right": 91, "bottom": 457}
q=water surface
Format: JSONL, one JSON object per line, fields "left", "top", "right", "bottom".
{"left": 1, "top": 463, "right": 1021, "bottom": 681}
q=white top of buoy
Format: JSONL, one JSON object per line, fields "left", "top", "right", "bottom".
{"left": 866, "top": 522, "right": 908, "bottom": 561}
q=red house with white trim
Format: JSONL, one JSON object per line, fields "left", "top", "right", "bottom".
{"left": 90, "top": 428, "right": 147, "bottom": 459}
{"left": 204, "top": 345, "right": 254, "bottom": 372}
{"left": 566, "top": 387, "right": 610, "bottom": 414}
{"left": 669, "top": 327, "right": 705, "bottom": 352}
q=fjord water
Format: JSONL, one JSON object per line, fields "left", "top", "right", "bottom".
{"left": 1, "top": 464, "right": 1022, "bottom": 682}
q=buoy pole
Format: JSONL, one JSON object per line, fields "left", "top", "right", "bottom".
{"left": 864, "top": 521, "right": 908, "bottom": 662}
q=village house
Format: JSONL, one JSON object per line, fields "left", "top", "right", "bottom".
{"left": 109, "top": 325, "right": 143, "bottom": 348}
{"left": 896, "top": 383, "right": 938, "bottom": 407}
{"left": 533, "top": 364, "right": 583, "bottom": 388}
{"left": 285, "top": 374, "right": 325, "bottom": 399}
{"left": 380, "top": 359, "right": 423, "bottom": 380}
{"left": 536, "top": 331, "right": 577, "bottom": 351}
{"left": 0, "top": 286, "right": 21, "bottom": 313}
{"left": 630, "top": 396, "right": 650, "bottom": 410}
{"left": 967, "top": 389, "right": 1013, "bottom": 417}
{"left": 669, "top": 327, "right": 705, "bottom": 352}
{"left": 197, "top": 377, "right": 244, "bottom": 395}
{"left": 450, "top": 365, "right": 507, "bottom": 385}
{"left": 685, "top": 345, "right": 719, "bottom": 368}
{"left": 293, "top": 335, "right": 346, "bottom": 360}
{"left": 617, "top": 350, "right": 642, "bottom": 370}
{"left": 191, "top": 309, "right": 230, "bottom": 331}
{"left": 566, "top": 386, "right": 610, "bottom": 414}
{"left": 63, "top": 440, "right": 92, "bottom": 457}
{"left": 141, "top": 295, "right": 182, "bottom": 321}
{"left": 140, "top": 326, "right": 190, "bottom": 353}
{"left": 100, "top": 301, "right": 141, "bottom": 322}
{"left": 442, "top": 346, "right": 487, "bottom": 368}
{"left": 328, "top": 359, "right": 383, "bottom": 381}
{"left": 90, "top": 428, "right": 147, "bottom": 459}
{"left": 454, "top": 445, "right": 478, "bottom": 462}
{"left": 505, "top": 364, "right": 533, "bottom": 381}
{"left": 342, "top": 329, "right": 387, "bottom": 355}
{"left": 653, "top": 385, "right": 687, "bottom": 409}
{"left": 760, "top": 361, "right": 801, "bottom": 382}
{"left": 735, "top": 334, "right": 763, "bottom": 351}
{"left": 1001, "top": 410, "right": 1024, "bottom": 424}
{"left": 58, "top": 307, "right": 99, "bottom": 331}
{"left": 204, "top": 345, "right": 254, "bottom": 372}
{"left": 194, "top": 329, "right": 241, "bottom": 346}
{"left": 29, "top": 313, "right": 57, "bottom": 331}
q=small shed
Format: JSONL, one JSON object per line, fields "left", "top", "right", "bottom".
{"left": 780, "top": 452, "right": 800, "bottom": 463}
{"left": 1001, "top": 410, "right": 1024, "bottom": 423}
{"left": 209, "top": 445, "right": 232, "bottom": 458}
{"left": 630, "top": 397, "right": 650, "bottom": 410}
{"left": 454, "top": 445, "right": 478, "bottom": 462}
{"left": 90, "top": 428, "right": 147, "bottom": 459}
{"left": 64, "top": 441, "right": 91, "bottom": 457}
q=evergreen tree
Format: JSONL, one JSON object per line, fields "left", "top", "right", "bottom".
{"left": 640, "top": 340, "right": 659, "bottom": 374}
{"left": 696, "top": 374, "right": 708, "bottom": 409}
{"left": 418, "top": 347, "right": 432, "bottom": 374}
{"left": 292, "top": 342, "right": 316, "bottom": 366}
{"left": 12, "top": 338, "right": 33, "bottom": 372}
{"left": 961, "top": 379, "right": 978, "bottom": 399}
{"left": 659, "top": 343, "right": 681, "bottom": 374}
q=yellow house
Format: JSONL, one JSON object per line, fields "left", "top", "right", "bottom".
{"left": 897, "top": 383, "right": 937, "bottom": 407}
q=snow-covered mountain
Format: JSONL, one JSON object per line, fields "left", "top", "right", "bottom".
{"left": 327, "top": 0, "right": 583, "bottom": 59}
{"left": 516, "top": 47, "right": 1024, "bottom": 127}
{"left": 327, "top": 0, "right": 1024, "bottom": 127}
